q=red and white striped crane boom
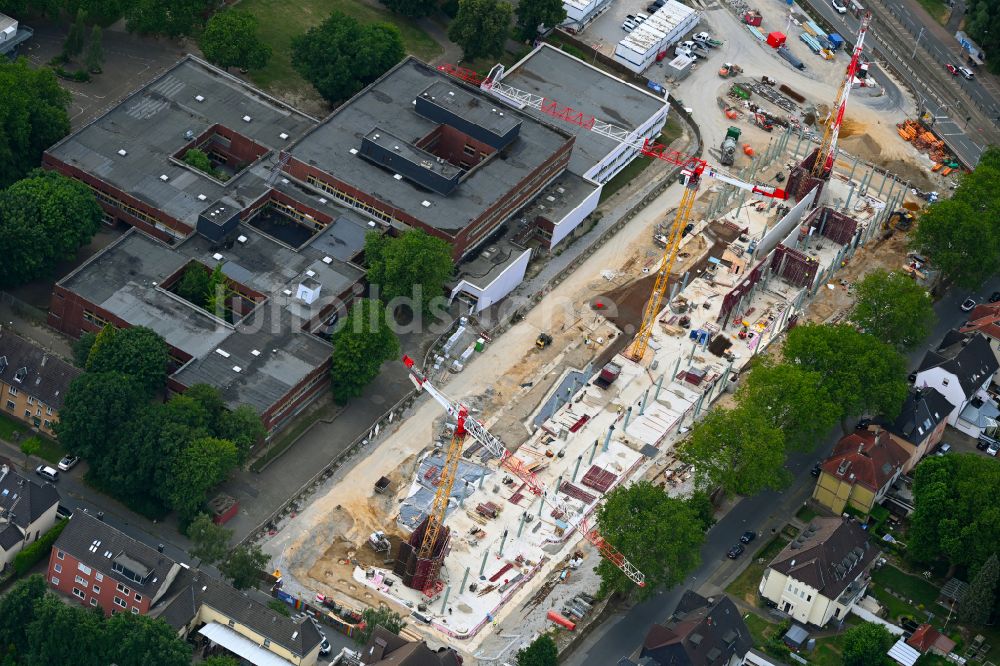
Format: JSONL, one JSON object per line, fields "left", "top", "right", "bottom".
{"left": 402, "top": 355, "right": 646, "bottom": 587}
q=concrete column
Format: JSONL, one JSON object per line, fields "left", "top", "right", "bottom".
{"left": 639, "top": 388, "right": 650, "bottom": 415}
{"left": 654, "top": 373, "right": 665, "bottom": 400}
{"left": 460, "top": 566, "right": 470, "bottom": 594}
{"left": 538, "top": 491, "right": 546, "bottom": 516}
{"left": 716, "top": 360, "right": 734, "bottom": 400}
{"left": 793, "top": 133, "right": 804, "bottom": 160}
{"left": 460, "top": 480, "right": 469, "bottom": 508}
{"left": 680, "top": 271, "right": 690, "bottom": 292}
{"left": 516, "top": 512, "right": 527, "bottom": 539}
{"left": 602, "top": 425, "right": 615, "bottom": 452}
{"left": 848, "top": 153, "right": 860, "bottom": 184}
{"left": 876, "top": 170, "right": 890, "bottom": 198}
{"left": 498, "top": 529, "right": 509, "bottom": 558}
{"left": 802, "top": 226, "right": 815, "bottom": 252}
{"left": 693, "top": 389, "right": 706, "bottom": 418}
{"left": 623, "top": 406, "right": 633, "bottom": 429}
{"left": 440, "top": 585, "right": 451, "bottom": 613}
{"left": 479, "top": 548, "right": 490, "bottom": 578}
{"left": 669, "top": 282, "right": 679, "bottom": 304}
{"left": 672, "top": 355, "right": 681, "bottom": 382}
{"left": 843, "top": 185, "right": 854, "bottom": 212}
{"left": 589, "top": 440, "right": 598, "bottom": 464}
{"left": 572, "top": 455, "right": 583, "bottom": 483}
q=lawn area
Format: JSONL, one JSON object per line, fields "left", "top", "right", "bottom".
{"left": 0, "top": 412, "right": 26, "bottom": 442}
{"left": 796, "top": 504, "right": 819, "bottom": 523}
{"left": 0, "top": 413, "right": 65, "bottom": 464}
{"left": 868, "top": 564, "right": 942, "bottom": 623}
{"left": 725, "top": 536, "right": 789, "bottom": 606}
{"left": 810, "top": 633, "right": 849, "bottom": 666}
{"left": 915, "top": 0, "right": 949, "bottom": 24}
{"left": 240, "top": 0, "right": 443, "bottom": 92}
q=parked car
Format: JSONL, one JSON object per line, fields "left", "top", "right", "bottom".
{"left": 35, "top": 465, "right": 59, "bottom": 482}
{"left": 623, "top": 18, "right": 637, "bottom": 32}
{"left": 935, "top": 442, "right": 952, "bottom": 456}
{"left": 319, "top": 639, "right": 331, "bottom": 656}
{"left": 908, "top": 371, "right": 917, "bottom": 383}
{"left": 961, "top": 298, "right": 977, "bottom": 312}
{"left": 856, "top": 418, "right": 872, "bottom": 430}
{"left": 727, "top": 544, "right": 745, "bottom": 559}
{"left": 988, "top": 442, "right": 1000, "bottom": 457}
{"left": 977, "top": 438, "right": 990, "bottom": 451}
{"left": 946, "top": 63, "right": 959, "bottom": 75}
{"left": 635, "top": 12, "right": 649, "bottom": 22}
{"left": 810, "top": 463, "right": 823, "bottom": 477}
{"left": 647, "top": 2, "right": 661, "bottom": 10}
{"left": 831, "top": 0, "right": 848, "bottom": 13}
{"left": 741, "top": 531, "right": 757, "bottom": 544}
{"left": 990, "top": 291, "right": 1000, "bottom": 303}
{"left": 57, "top": 455, "right": 79, "bottom": 472}
{"left": 958, "top": 66, "right": 974, "bottom": 80}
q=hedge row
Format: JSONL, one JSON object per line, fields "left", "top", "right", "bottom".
{"left": 13, "top": 519, "right": 68, "bottom": 576}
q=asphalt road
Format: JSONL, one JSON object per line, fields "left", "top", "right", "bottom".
{"left": 802, "top": 0, "right": 998, "bottom": 167}
{"left": 563, "top": 276, "right": 1000, "bottom": 665}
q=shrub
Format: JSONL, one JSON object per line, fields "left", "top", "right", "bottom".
{"left": 13, "top": 519, "right": 68, "bottom": 576}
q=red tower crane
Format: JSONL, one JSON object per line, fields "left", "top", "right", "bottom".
{"left": 402, "top": 355, "right": 646, "bottom": 587}
{"left": 811, "top": 12, "right": 874, "bottom": 178}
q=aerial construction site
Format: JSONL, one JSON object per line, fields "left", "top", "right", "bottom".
{"left": 259, "top": 0, "right": 953, "bottom": 662}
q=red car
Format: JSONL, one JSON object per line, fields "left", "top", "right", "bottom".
{"left": 946, "top": 63, "right": 958, "bottom": 75}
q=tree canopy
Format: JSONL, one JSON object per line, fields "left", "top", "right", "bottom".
{"left": 365, "top": 230, "right": 454, "bottom": 315}
{"left": 166, "top": 436, "right": 238, "bottom": 523}
{"left": 515, "top": 0, "right": 566, "bottom": 41}
{"left": 515, "top": 634, "right": 558, "bottom": 666}
{"left": 380, "top": 0, "right": 438, "bottom": 17}
{"left": 448, "top": 0, "right": 514, "bottom": 60}
{"left": 220, "top": 543, "right": 269, "bottom": 590}
{"left": 291, "top": 11, "right": 405, "bottom": 104}
{"left": 0, "top": 59, "right": 70, "bottom": 187}
{"left": 187, "top": 512, "right": 234, "bottom": 566}
{"left": 911, "top": 147, "right": 1000, "bottom": 288}
{"left": 680, "top": 405, "right": 789, "bottom": 497}
{"left": 594, "top": 482, "right": 705, "bottom": 599}
{"left": 909, "top": 453, "right": 1000, "bottom": 574}
{"left": 736, "top": 357, "right": 838, "bottom": 452}
{"left": 0, "top": 576, "right": 191, "bottom": 665}
{"left": 851, "top": 269, "right": 936, "bottom": 351}
{"left": 841, "top": 621, "right": 894, "bottom": 666}
{"left": 965, "top": 0, "right": 1000, "bottom": 74}
{"left": 0, "top": 169, "right": 102, "bottom": 287}
{"left": 354, "top": 607, "right": 405, "bottom": 645}
{"left": 330, "top": 299, "right": 400, "bottom": 404}
{"left": 959, "top": 552, "right": 999, "bottom": 626}
{"left": 199, "top": 10, "right": 271, "bottom": 71}
{"left": 125, "top": 0, "right": 215, "bottom": 37}
{"left": 783, "top": 323, "right": 907, "bottom": 424}
{"left": 85, "top": 325, "right": 169, "bottom": 395}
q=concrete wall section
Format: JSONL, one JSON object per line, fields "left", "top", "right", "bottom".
{"left": 756, "top": 186, "right": 817, "bottom": 259}
{"left": 549, "top": 182, "right": 601, "bottom": 247}
{"left": 451, "top": 248, "right": 532, "bottom": 313}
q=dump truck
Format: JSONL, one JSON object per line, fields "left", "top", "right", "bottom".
{"left": 720, "top": 126, "right": 741, "bottom": 166}
{"left": 719, "top": 62, "right": 743, "bottom": 78}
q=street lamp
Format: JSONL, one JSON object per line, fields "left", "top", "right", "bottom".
{"left": 912, "top": 26, "right": 925, "bottom": 59}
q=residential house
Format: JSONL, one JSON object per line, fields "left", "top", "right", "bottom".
{"left": 812, "top": 429, "right": 910, "bottom": 515}
{"left": 906, "top": 623, "right": 956, "bottom": 657}
{"left": 879, "top": 387, "right": 954, "bottom": 472}
{"left": 47, "top": 510, "right": 183, "bottom": 616}
{"left": 959, "top": 302, "right": 1000, "bottom": 382}
{"left": 334, "top": 625, "right": 461, "bottom": 665}
{"left": 0, "top": 463, "right": 60, "bottom": 569}
{"left": 914, "top": 332, "right": 999, "bottom": 437}
{"left": 156, "top": 569, "right": 324, "bottom": 666}
{"left": 741, "top": 649, "right": 790, "bottom": 666}
{"left": 758, "top": 517, "right": 879, "bottom": 627}
{"left": 0, "top": 330, "right": 81, "bottom": 438}
{"left": 625, "top": 591, "right": 753, "bottom": 666}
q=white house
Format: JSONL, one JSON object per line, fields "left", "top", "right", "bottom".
{"left": 0, "top": 463, "right": 60, "bottom": 569}
{"left": 759, "top": 517, "right": 879, "bottom": 627}
{"left": 914, "top": 332, "right": 999, "bottom": 437}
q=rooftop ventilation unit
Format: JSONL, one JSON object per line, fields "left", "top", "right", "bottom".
{"left": 421, "top": 200, "right": 432, "bottom": 208}
{"left": 197, "top": 194, "right": 207, "bottom": 201}
{"left": 322, "top": 256, "right": 333, "bottom": 264}
{"left": 251, "top": 349, "right": 261, "bottom": 357}
{"left": 367, "top": 221, "right": 377, "bottom": 228}
{"left": 237, "top": 235, "right": 248, "bottom": 243}
{"left": 242, "top": 115, "right": 252, "bottom": 123}
{"left": 305, "top": 270, "right": 316, "bottom": 277}
{"left": 281, "top": 178, "right": 289, "bottom": 184}
{"left": 349, "top": 148, "right": 358, "bottom": 155}
{"left": 279, "top": 132, "right": 289, "bottom": 140}
{"left": 212, "top": 253, "right": 224, "bottom": 261}
{"left": 117, "top": 149, "right": 127, "bottom": 156}
{"left": 282, "top": 289, "right": 292, "bottom": 296}
{"left": 394, "top": 174, "right": 403, "bottom": 180}
{"left": 159, "top": 174, "right": 169, "bottom": 181}
{"left": 232, "top": 366, "right": 242, "bottom": 373}
{"left": 318, "top": 197, "right": 327, "bottom": 204}
{"left": 215, "top": 349, "right": 231, "bottom": 358}
{"left": 194, "top": 95, "right": 205, "bottom": 102}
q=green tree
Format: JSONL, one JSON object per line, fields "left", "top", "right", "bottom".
{"left": 125, "top": 0, "right": 214, "bottom": 37}
{"left": 198, "top": 10, "right": 271, "bottom": 71}
{"left": 330, "top": 299, "right": 400, "bottom": 404}
{"left": 72, "top": 331, "right": 98, "bottom": 367}
{"left": 960, "top": 553, "right": 999, "bottom": 626}
{"left": 26, "top": 595, "right": 106, "bottom": 666}
{"left": 0, "top": 169, "right": 102, "bottom": 286}
{"left": 205, "top": 263, "right": 234, "bottom": 318}
{"left": 84, "top": 26, "right": 104, "bottom": 74}
{"left": 55, "top": 372, "right": 145, "bottom": 477}
{"left": 909, "top": 454, "right": 1000, "bottom": 573}
{"left": 365, "top": 230, "right": 454, "bottom": 315}
{"left": 448, "top": 0, "right": 513, "bottom": 59}
{"left": 166, "top": 436, "right": 238, "bottom": 522}
{"left": 182, "top": 148, "right": 215, "bottom": 176}
{"left": 380, "top": 0, "right": 438, "bottom": 16}
{"left": 0, "top": 575, "right": 47, "bottom": 657}
{"left": 291, "top": 11, "right": 405, "bottom": 104}
{"left": 594, "top": 481, "right": 705, "bottom": 599}
{"left": 187, "top": 512, "right": 233, "bottom": 566}
{"left": 202, "top": 657, "right": 240, "bottom": 666}
{"left": 218, "top": 404, "right": 265, "bottom": 463}
{"left": 220, "top": 543, "right": 269, "bottom": 590}
{"left": 267, "top": 600, "right": 291, "bottom": 617}
{"left": 176, "top": 263, "right": 211, "bottom": 308}
{"left": 680, "top": 405, "right": 789, "bottom": 496}
{"left": 354, "top": 606, "right": 405, "bottom": 645}
{"left": 19, "top": 436, "right": 41, "bottom": 471}
{"left": 736, "top": 357, "right": 838, "bottom": 452}
{"left": 86, "top": 325, "right": 169, "bottom": 395}
{"left": 783, "top": 323, "right": 907, "bottom": 426}
{"left": 184, "top": 383, "right": 226, "bottom": 424}
{"left": 102, "top": 611, "right": 193, "bottom": 666}
{"left": 69, "top": 0, "right": 127, "bottom": 27}
{"left": 515, "top": 634, "right": 558, "bottom": 666}
{"left": 0, "top": 59, "right": 71, "bottom": 189}
{"left": 62, "top": 10, "right": 86, "bottom": 60}
{"left": 515, "top": 0, "right": 566, "bottom": 41}
{"left": 841, "top": 621, "right": 894, "bottom": 666}
{"left": 851, "top": 269, "right": 936, "bottom": 351}
{"left": 912, "top": 148, "right": 1000, "bottom": 288}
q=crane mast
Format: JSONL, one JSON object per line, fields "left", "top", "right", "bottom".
{"left": 811, "top": 12, "right": 873, "bottom": 178}
{"left": 402, "top": 356, "right": 646, "bottom": 587}
{"left": 417, "top": 406, "right": 467, "bottom": 560}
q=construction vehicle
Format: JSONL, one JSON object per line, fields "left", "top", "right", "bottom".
{"left": 402, "top": 355, "right": 647, "bottom": 587}
{"left": 811, "top": 12, "right": 873, "bottom": 178}
{"left": 535, "top": 333, "right": 553, "bottom": 349}
{"left": 720, "top": 126, "right": 741, "bottom": 166}
{"left": 719, "top": 62, "right": 743, "bottom": 78}
{"left": 883, "top": 210, "right": 914, "bottom": 231}
{"left": 368, "top": 531, "right": 391, "bottom": 553}
{"left": 435, "top": 63, "right": 787, "bottom": 366}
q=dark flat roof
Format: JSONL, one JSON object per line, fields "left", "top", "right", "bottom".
{"left": 46, "top": 55, "right": 318, "bottom": 229}
{"left": 502, "top": 44, "right": 669, "bottom": 175}
{"left": 288, "top": 57, "right": 573, "bottom": 234}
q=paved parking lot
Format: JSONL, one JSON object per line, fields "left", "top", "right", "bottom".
{"left": 943, "top": 424, "right": 999, "bottom": 459}
{"left": 583, "top": 0, "right": 703, "bottom": 58}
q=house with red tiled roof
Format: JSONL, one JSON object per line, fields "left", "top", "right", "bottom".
{"left": 906, "top": 623, "right": 956, "bottom": 657}
{"left": 812, "top": 429, "right": 910, "bottom": 515}
{"left": 960, "top": 303, "right": 1000, "bottom": 383}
